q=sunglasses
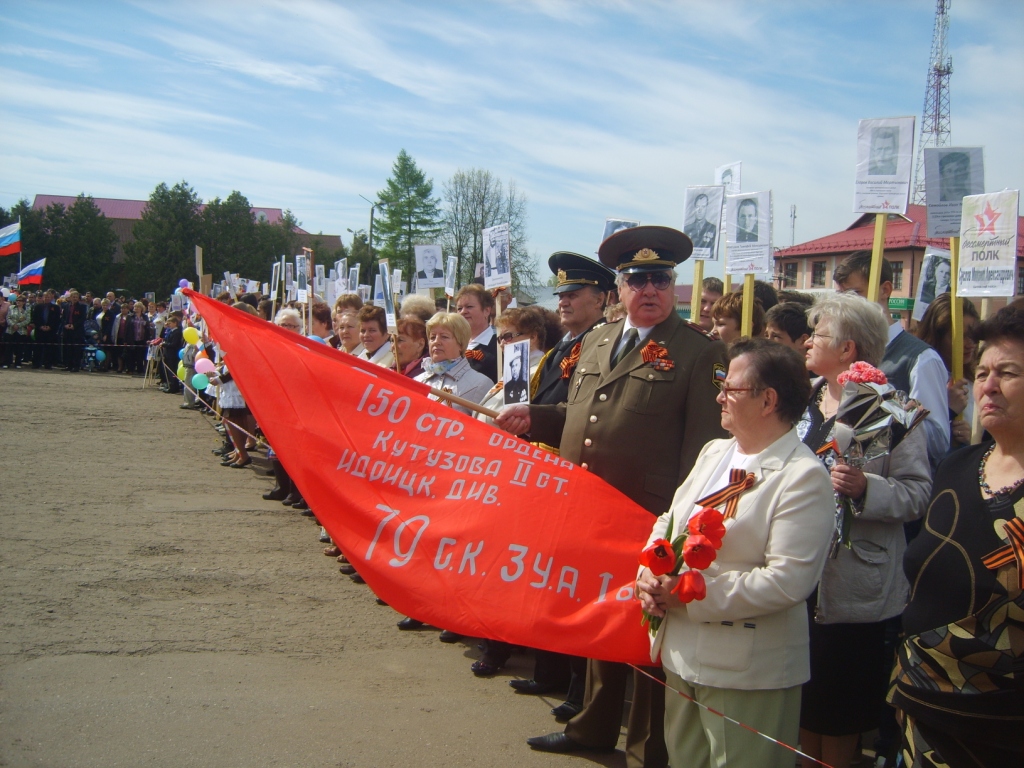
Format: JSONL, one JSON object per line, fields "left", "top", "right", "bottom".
{"left": 497, "top": 330, "right": 527, "bottom": 344}
{"left": 624, "top": 271, "right": 673, "bottom": 290}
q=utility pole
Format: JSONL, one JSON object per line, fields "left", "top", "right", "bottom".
{"left": 912, "top": 0, "right": 953, "bottom": 205}
{"left": 789, "top": 204, "right": 797, "bottom": 247}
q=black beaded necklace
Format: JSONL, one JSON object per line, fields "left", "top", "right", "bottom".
{"left": 978, "top": 443, "right": 1024, "bottom": 498}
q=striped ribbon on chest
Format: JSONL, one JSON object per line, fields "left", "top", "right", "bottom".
{"left": 695, "top": 468, "right": 756, "bottom": 521}
{"left": 982, "top": 517, "right": 1024, "bottom": 590}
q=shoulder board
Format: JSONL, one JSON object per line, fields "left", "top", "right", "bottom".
{"left": 682, "top": 319, "right": 713, "bottom": 338}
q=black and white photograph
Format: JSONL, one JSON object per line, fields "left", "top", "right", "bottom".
{"left": 295, "top": 254, "right": 309, "bottom": 303}
{"left": 601, "top": 218, "right": 639, "bottom": 243}
{"left": 444, "top": 255, "right": 458, "bottom": 297}
{"left": 924, "top": 146, "right": 985, "bottom": 238}
{"left": 378, "top": 260, "right": 397, "bottom": 331}
{"left": 725, "top": 190, "right": 773, "bottom": 275}
{"left": 854, "top": 116, "right": 915, "bottom": 214}
{"left": 502, "top": 339, "right": 531, "bottom": 406}
{"left": 414, "top": 244, "right": 445, "bottom": 289}
{"left": 683, "top": 186, "right": 724, "bottom": 261}
{"left": 482, "top": 223, "right": 511, "bottom": 290}
{"left": 715, "top": 161, "right": 742, "bottom": 195}
{"left": 912, "top": 248, "right": 953, "bottom": 321}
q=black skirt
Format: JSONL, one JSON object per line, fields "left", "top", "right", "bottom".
{"left": 800, "top": 602, "right": 889, "bottom": 736}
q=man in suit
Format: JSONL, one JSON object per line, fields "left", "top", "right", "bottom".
{"left": 416, "top": 250, "right": 444, "bottom": 280}
{"left": 736, "top": 198, "right": 758, "bottom": 242}
{"left": 61, "top": 290, "right": 89, "bottom": 372}
{"left": 31, "top": 289, "right": 59, "bottom": 369}
{"left": 684, "top": 193, "right": 717, "bottom": 256}
{"left": 498, "top": 226, "right": 727, "bottom": 767}
{"left": 503, "top": 352, "right": 529, "bottom": 404}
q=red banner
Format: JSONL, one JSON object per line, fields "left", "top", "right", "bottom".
{"left": 189, "top": 290, "right": 654, "bottom": 665}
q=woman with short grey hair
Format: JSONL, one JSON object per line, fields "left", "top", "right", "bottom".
{"left": 806, "top": 293, "right": 888, "bottom": 368}
{"left": 798, "top": 293, "right": 931, "bottom": 768}
{"left": 416, "top": 312, "right": 492, "bottom": 416}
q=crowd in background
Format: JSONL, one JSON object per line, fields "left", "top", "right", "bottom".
{"left": 2, "top": 241, "right": 1021, "bottom": 768}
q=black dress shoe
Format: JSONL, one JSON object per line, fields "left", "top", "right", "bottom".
{"left": 281, "top": 493, "right": 301, "bottom": 506}
{"left": 509, "top": 679, "right": 561, "bottom": 695}
{"left": 375, "top": 597, "right": 388, "bottom": 606}
{"left": 349, "top": 572, "right": 365, "bottom": 584}
{"left": 397, "top": 617, "right": 423, "bottom": 630}
{"left": 338, "top": 563, "right": 357, "bottom": 575}
{"left": 437, "top": 629, "right": 462, "bottom": 644}
{"left": 289, "top": 498, "right": 307, "bottom": 508}
{"left": 262, "top": 486, "right": 288, "bottom": 501}
{"left": 550, "top": 702, "right": 583, "bottom": 723}
{"left": 526, "top": 733, "right": 603, "bottom": 753}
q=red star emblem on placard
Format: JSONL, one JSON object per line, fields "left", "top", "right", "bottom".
{"left": 974, "top": 201, "right": 1002, "bottom": 235}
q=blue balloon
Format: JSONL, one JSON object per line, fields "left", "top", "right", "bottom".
{"left": 178, "top": 348, "right": 186, "bottom": 360}
{"left": 306, "top": 334, "right": 327, "bottom": 344}
{"left": 95, "top": 350, "right": 107, "bottom": 362}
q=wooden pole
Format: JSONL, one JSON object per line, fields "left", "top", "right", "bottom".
{"left": 690, "top": 259, "right": 704, "bottom": 323}
{"left": 949, "top": 236, "right": 963, "bottom": 382}
{"left": 740, "top": 273, "right": 755, "bottom": 337}
{"left": 866, "top": 213, "right": 888, "bottom": 305}
{"left": 723, "top": 239, "right": 731, "bottom": 294}
{"left": 970, "top": 297, "right": 991, "bottom": 445}
{"left": 431, "top": 386, "right": 499, "bottom": 419}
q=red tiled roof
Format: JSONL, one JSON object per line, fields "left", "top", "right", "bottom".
{"left": 775, "top": 204, "right": 1024, "bottom": 259}
{"left": 31, "top": 195, "right": 308, "bottom": 233}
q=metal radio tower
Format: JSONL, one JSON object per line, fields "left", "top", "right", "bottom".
{"left": 912, "top": 0, "right": 953, "bottom": 204}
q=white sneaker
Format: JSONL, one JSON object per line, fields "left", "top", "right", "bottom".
{"left": 319, "top": 527, "right": 331, "bottom": 543}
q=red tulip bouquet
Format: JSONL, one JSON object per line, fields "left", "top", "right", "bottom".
{"left": 638, "top": 507, "right": 727, "bottom": 636}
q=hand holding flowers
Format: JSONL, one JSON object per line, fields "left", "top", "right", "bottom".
{"left": 636, "top": 507, "right": 725, "bottom": 636}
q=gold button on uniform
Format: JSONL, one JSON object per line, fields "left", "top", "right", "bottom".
{"left": 584, "top": 439, "right": 592, "bottom": 447}
{"left": 599, "top": 394, "right": 607, "bottom": 401}
{"left": 648, "top": 374, "right": 654, "bottom": 380}
{"left": 581, "top": 462, "right": 589, "bottom": 470}
{"left": 589, "top": 415, "right": 598, "bottom": 423}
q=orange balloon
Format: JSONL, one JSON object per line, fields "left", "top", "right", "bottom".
{"left": 196, "top": 350, "right": 209, "bottom": 360}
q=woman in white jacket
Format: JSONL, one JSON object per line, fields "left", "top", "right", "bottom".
{"left": 637, "top": 338, "right": 835, "bottom": 768}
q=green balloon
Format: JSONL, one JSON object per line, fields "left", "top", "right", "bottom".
{"left": 191, "top": 373, "right": 210, "bottom": 390}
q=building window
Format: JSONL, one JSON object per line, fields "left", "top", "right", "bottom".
{"left": 783, "top": 262, "right": 798, "bottom": 287}
{"left": 811, "top": 261, "right": 827, "bottom": 287}
{"left": 891, "top": 261, "right": 904, "bottom": 291}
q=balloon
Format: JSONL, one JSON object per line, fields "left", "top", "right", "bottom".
{"left": 195, "top": 358, "right": 216, "bottom": 375}
{"left": 95, "top": 350, "right": 106, "bottom": 362}
{"left": 178, "top": 279, "right": 190, "bottom": 288}
{"left": 178, "top": 348, "right": 186, "bottom": 360}
{"left": 196, "top": 349, "right": 209, "bottom": 360}
{"left": 306, "top": 334, "right": 327, "bottom": 344}
{"left": 191, "top": 373, "right": 210, "bottom": 390}
{"left": 182, "top": 327, "right": 200, "bottom": 345}
{"left": 174, "top": 288, "right": 182, "bottom": 295}
{"left": 176, "top": 363, "right": 187, "bottom": 382}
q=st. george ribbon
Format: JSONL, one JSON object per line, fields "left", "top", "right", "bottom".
{"left": 187, "top": 289, "right": 654, "bottom": 665}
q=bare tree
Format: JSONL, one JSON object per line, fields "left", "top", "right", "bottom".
{"left": 440, "top": 169, "right": 534, "bottom": 291}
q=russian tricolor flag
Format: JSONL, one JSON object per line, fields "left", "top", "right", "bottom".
{"left": 17, "top": 258, "right": 46, "bottom": 286}
{"left": 0, "top": 221, "right": 21, "bottom": 257}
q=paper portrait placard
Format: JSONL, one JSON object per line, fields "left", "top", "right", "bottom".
{"left": 725, "top": 190, "right": 772, "bottom": 275}
{"left": 924, "top": 147, "right": 985, "bottom": 238}
{"left": 445, "top": 256, "right": 458, "bottom": 297}
{"left": 683, "top": 186, "right": 725, "bottom": 261}
{"left": 502, "top": 339, "right": 531, "bottom": 406}
{"left": 957, "top": 190, "right": 1020, "bottom": 298}
{"left": 912, "top": 247, "right": 952, "bottom": 321}
{"left": 414, "top": 245, "right": 445, "bottom": 289}
{"left": 854, "top": 116, "right": 915, "bottom": 214}
{"left": 482, "top": 223, "right": 511, "bottom": 290}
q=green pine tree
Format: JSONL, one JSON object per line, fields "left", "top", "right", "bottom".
{"left": 375, "top": 150, "right": 442, "bottom": 278}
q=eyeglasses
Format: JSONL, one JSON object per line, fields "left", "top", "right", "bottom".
{"left": 809, "top": 331, "right": 832, "bottom": 341}
{"left": 719, "top": 385, "right": 760, "bottom": 398}
{"left": 278, "top": 322, "right": 301, "bottom": 329}
{"left": 497, "top": 330, "right": 527, "bottom": 344}
{"left": 624, "top": 271, "right": 673, "bottom": 290}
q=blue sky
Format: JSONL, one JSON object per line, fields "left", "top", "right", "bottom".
{"left": 1, "top": 0, "right": 1021, "bottom": 282}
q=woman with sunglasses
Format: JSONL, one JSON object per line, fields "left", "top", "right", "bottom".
{"left": 798, "top": 293, "right": 931, "bottom": 768}
{"left": 475, "top": 307, "right": 548, "bottom": 427}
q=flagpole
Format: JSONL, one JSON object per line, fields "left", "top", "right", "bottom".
{"left": 431, "top": 387, "right": 499, "bottom": 419}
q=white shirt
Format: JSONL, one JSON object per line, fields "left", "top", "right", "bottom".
{"left": 468, "top": 326, "right": 495, "bottom": 349}
{"left": 612, "top": 318, "right": 655, "bottom": 360}
{"left": 886, "top": 322, "right": 949, "bottom": 465}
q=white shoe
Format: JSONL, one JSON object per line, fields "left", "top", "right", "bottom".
{"left": 318, "top": 527, "right": 331, "bottom": 543}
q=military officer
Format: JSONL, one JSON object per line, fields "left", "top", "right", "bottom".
{"left": 509, "top": 251, "right": 616, "bottom": 714}
{"left": 498, "top": 226, "right": 727, "bottom": 767}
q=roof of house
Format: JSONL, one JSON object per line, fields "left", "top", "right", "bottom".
{"left": 31, "top": 194, "right": 309, "bottom": 233}
{"left": 775, "top": 204, "right": 1024, "bottom": 259}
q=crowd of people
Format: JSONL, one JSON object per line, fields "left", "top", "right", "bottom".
{"left": 3, "top": 226, "right": 1020, "bottom": 768}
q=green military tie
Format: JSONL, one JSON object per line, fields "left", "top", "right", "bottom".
{"left": 612, "top": 327, "right": 639, "bottom": 368}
